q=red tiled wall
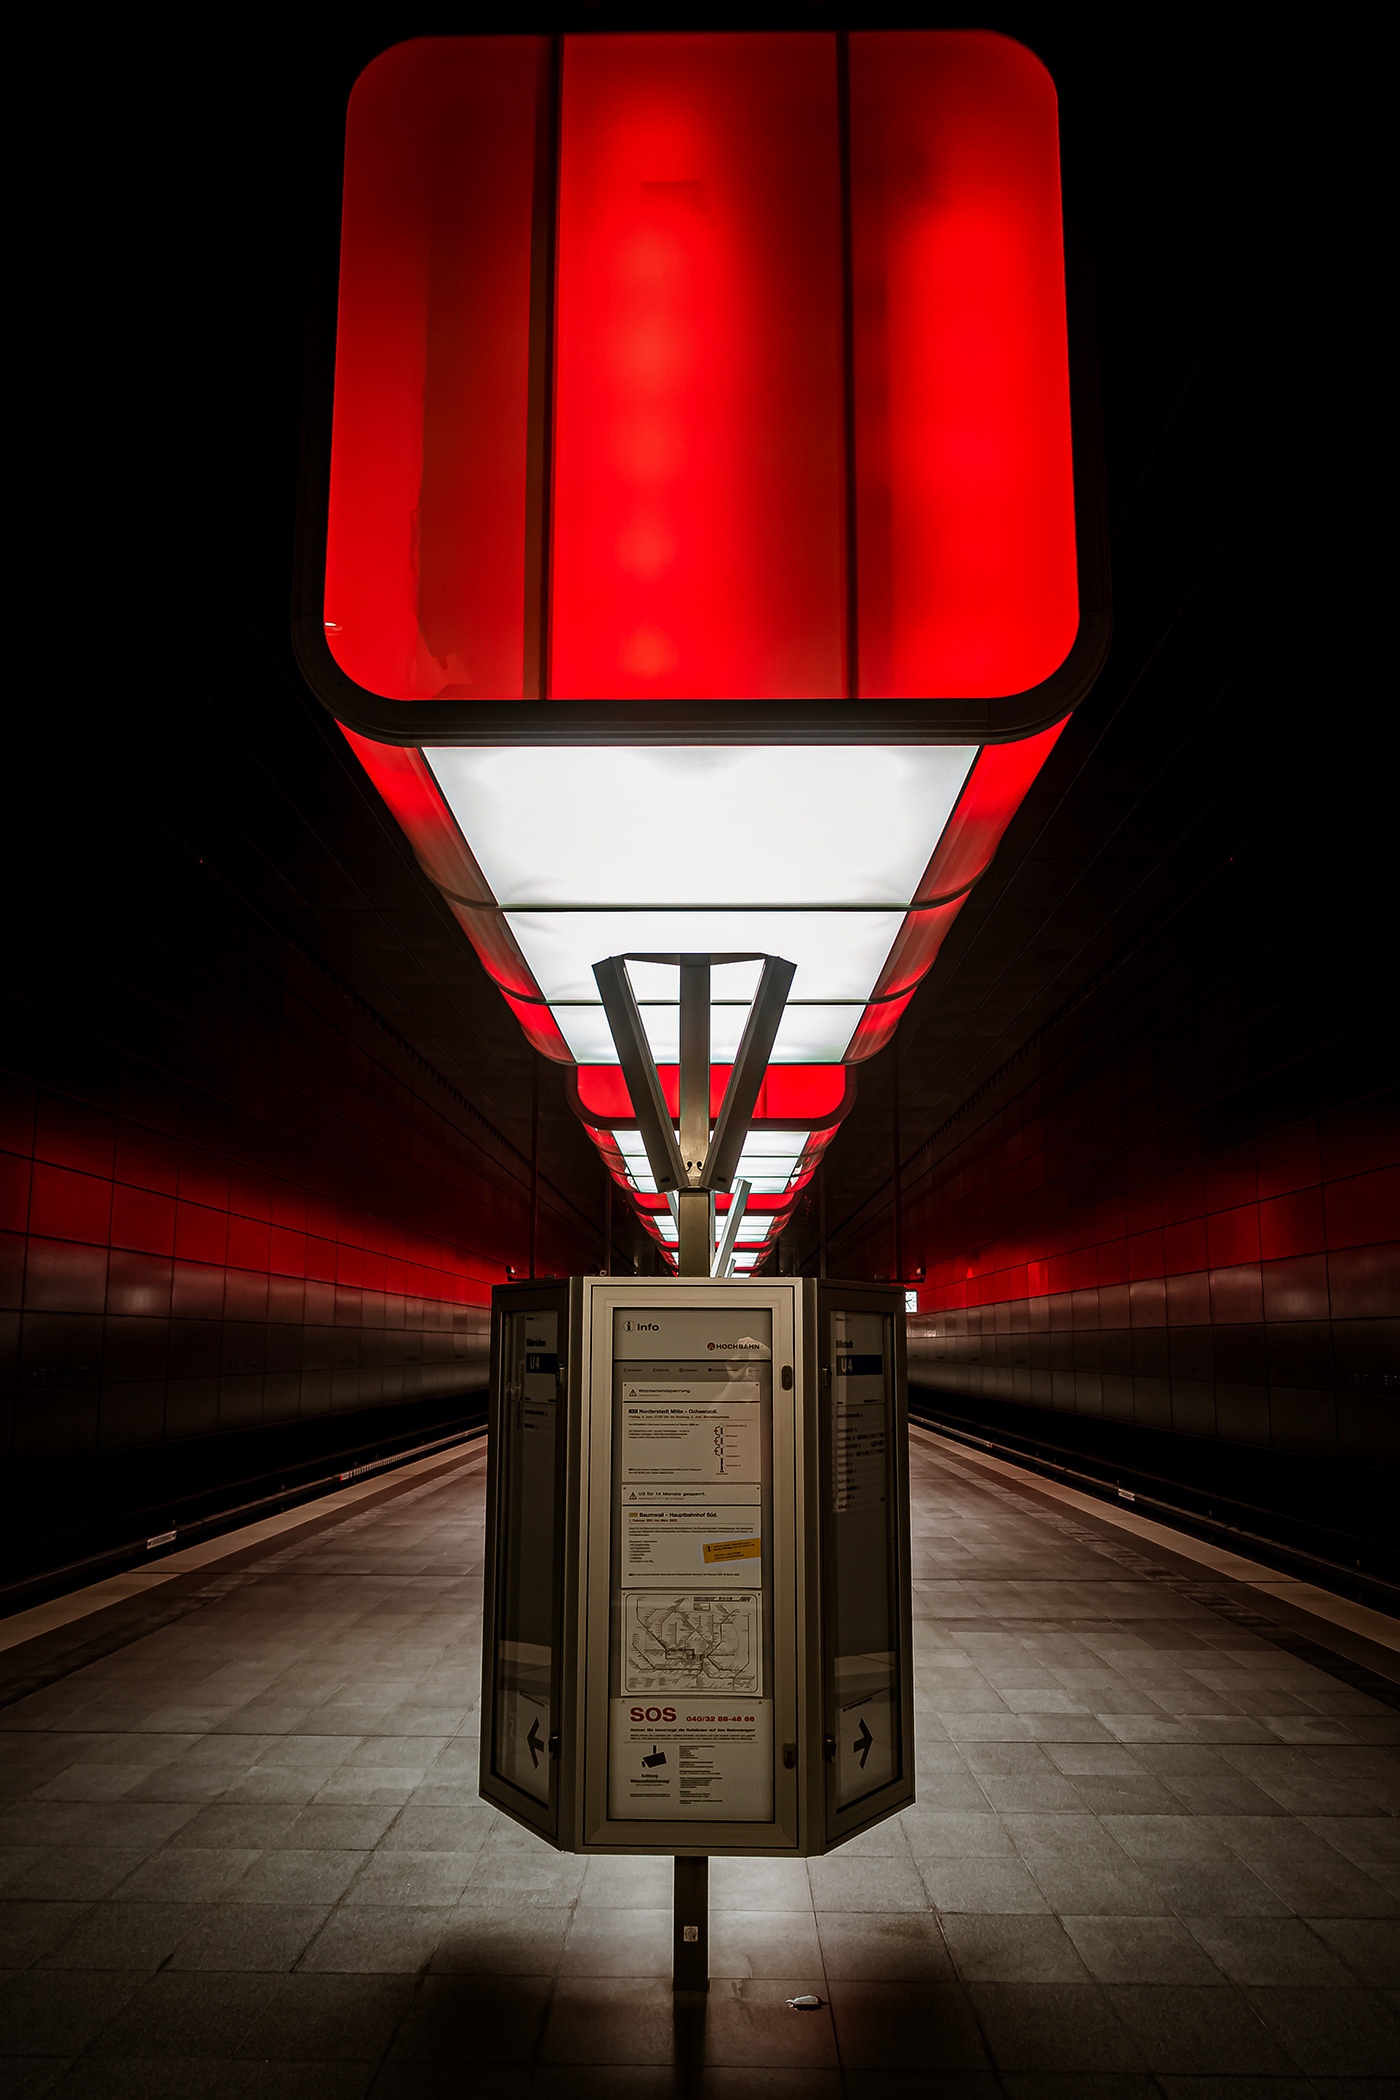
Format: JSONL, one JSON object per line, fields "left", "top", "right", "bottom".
{"left": 900, "top": 1020, "right": 1397, "bottom": 1465}
{"left": 0, "top": 944, "right": 588, "bottom": 1467}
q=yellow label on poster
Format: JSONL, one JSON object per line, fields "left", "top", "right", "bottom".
{"left": 702, "top": 1538, "right": 762, "bottom": 1564}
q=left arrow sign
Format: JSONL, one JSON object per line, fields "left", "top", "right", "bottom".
{"left": 527, "top": 1718, "right": 544, "bottom": 1769}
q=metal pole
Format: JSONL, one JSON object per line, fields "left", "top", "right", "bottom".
{"left": 529, "top": 1052, "right": 540, "bottom": 1280}
{"left": 676, "top": 953, "right": 713, "bottom": 1276}
{"left": 603, "top": 1168, "right": 612, "bottom": 1277}
{"left": 819, "top": 1162, "right": 827, "bottom": 1281}
{"left": 673, "top": 1855, "right": 709, "bottom": 1992}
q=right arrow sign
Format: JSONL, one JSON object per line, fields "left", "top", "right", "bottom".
{"left": 853, "top": 1718, "right": 873, "bottom": 1770}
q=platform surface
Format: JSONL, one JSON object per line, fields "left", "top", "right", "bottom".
{"left": 2, "top": 1429, "right": 1397, "bottom": 2093}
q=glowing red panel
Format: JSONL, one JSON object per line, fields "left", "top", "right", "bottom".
{"left": 325, "top": 38, "right": 538, "bottom": 700}
{"left": 850, "top": 33, "right": 1078, "bottom": 697}
{"left": 915, "top": 718, "right": 1069, "bottom": 901}
{"left": 550, "top": 33, "right": 845, "bottom": 699}
{"left": 341, "top": 729, "right": 568, "bottom": 1046}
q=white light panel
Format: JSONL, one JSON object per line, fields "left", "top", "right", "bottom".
{"left": 555, "top": 1000, "right": 861, "bottom": 1065}
{"left": 424, "top": 746, "right": 975, "bottom": 908}
{"left": 506, "top": 910, "right": 905, "bottom": 1005}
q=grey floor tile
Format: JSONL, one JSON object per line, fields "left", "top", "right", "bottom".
{"left": 430, "top": 1902, "right": 572, "bottom": 1973}
{"left": 167, "top": 1904, "right": 329, "bottom": 1971}
{"left": 1304, "top": 1913, "right": 1400, "bottom": 1986}
{"left": 826, "top": 1977, "right": 990, "bottom": 2070}
{"left": 339, "top": 1850, "right": 471, "bottom": 1907}
{"left": 1025, "top": 1858, "right": 1167, "bottom": 1916}
{"left": 47, "top": 2056, "right": 224, "bottom": 2097}
{"left": 297, "top": 1904, "right": 448, "bottom": 1972}
{"left": 1064, "top": 1914, "right": 1226, "bottom": 1984}
{"left": 560, "top": 1905, "right": 674, "bottom": 1977}
{"left": 689, "top": 2072, "right": 849, "bottom": 2100}
{"left": 1139, "top": 1858, "right": 1290, "bottom": 1916}
{"left": 1043, "top": 1743, "right": 1148, "bottom": 1776}
{"left": 276, "top": 1806, "right": 398, "bottom": 1851}
{"left": 39, "top": 1903, "right": 204, "bottom": 1971}
{"left": 536, "top": 1975, "right": 677, "bottom": 2065}
{"left": 901, "top": 1811, "right": 1014, "bottom": 1858}
{"left": 578, "top": 1855, "right": 674, "bottom": 1908}
{"left": 711, "top": 1908, "right": 824, "bottom": 1978}
{"left": 941, "top": 1913, "right": 1090, "bottom": 1982}
{"left": 1160, "top": 1774, "right": 1291, "bottom": 1815}
{"left": 1243, "top": 1985, "right": 1400, "bottom": 2077}
{"left": 805, "top": 1855, "right": 929, "bottom": 1912}
{"left": 1000, "top": 1811, "right": 1127, "bottom": 1860}
{"left": 700, "top": 1979, "right": 839, "bottom": 2068}
{"left": 814, "top": 1909, "right": 950, "bottom": 1981}
{"left": 707, "top": 1859, "right": 812, "bottom": 1913}
{"left": 530, "top": 2071, "right": 681, "bottom": 2100}
{"left": 0, "top": 1900, "right": 91, "bottom": 1968}
{"left": 210, "top": 2062, "right": 375, "bottom": 2098}
{"left": 919, "top": 1857, "right": 1051, "bottom": 1914}
{"left": 1183, "top": 1914, "right": 1356, "bottom": 1987}
{"left": 226, "top": 1849, "right": 366, "bottom": 1906}
{"left": 976, "top": 1774, "right": 1087, "bottom": 1812}
{"left": 464, "top": 1841, "right": 587, "bottom": 1908}
{"left": 0, "top": 1969, "right": 143, "bottom": 2054}
{"left": 168, "top": 1805, "right": 301, "bottom": 1850}
{"left": 88, "top": 1972, "right": 275, "bottom": 2057}
{"left": 115, "top": 1847, "right": 262, "bottom": 1902}
{"left": 236, "top": 1972, "right": 416, "bottom": 2061}
{"left": 968, "top": 1981, "right": 1142, "bottom": 2072}
{"left": 1069, "top": 1775, "right": 1191, "bottom": 1815}
{"left": 1101, "top": 1813, "right": 1231, "bottom": 1861}
{"left": 1104, "top": 1983, "right": 1298, "bottom": 2075}
{"left": 3, "top": 1851, "right": 150, "bottom": 1902}
{"left": 376, "top": 1804, "right": 495, "bottom": 1853}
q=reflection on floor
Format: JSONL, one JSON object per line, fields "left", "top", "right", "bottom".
{"left": 2, "top": 1429, "right": 1398, "bottom": 2095}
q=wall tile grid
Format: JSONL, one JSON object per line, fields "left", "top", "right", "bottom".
{"left": 0, "top": 942, "right": 584, "bottom": 1467}
{"left": 902, "top": 977, "right": 1397, "bottom": 1470}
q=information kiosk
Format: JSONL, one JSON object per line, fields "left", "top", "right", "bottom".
{"left": 479, "top": 1273, "right": 913, "bottom": 1979}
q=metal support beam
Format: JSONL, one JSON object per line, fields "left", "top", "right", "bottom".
{"left": 678, "top": 954, "right": 711, "bottom": 1187}
{"left": 712, "top": 1178, "right": 751, "bottom": 1278}
{"left": 593, "top": 956, "right": 688, "bottom": 1194}
{"left": 701, "top": 956, "right": 796, "bottom": 1192}
{"left": 675, "top": 1188, "right": 715, "bottom": 1278}
{"left": 673, "top": 1855, "right": 708, "bottom": 1992}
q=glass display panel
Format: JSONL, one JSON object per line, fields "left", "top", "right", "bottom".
{"left": 608, "top": 1306, "right": 775, "bottom": 1821}
{"left": 492, "top": 1308, "right": 561, "bottom": 1806}
{"left": 828, "top": 1309, "right": 901, "bottom": 1810}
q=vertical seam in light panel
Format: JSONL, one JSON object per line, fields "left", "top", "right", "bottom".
{"left": 525, "top": 34, "right": 563, "bottom": 701}
{"left": 837, "top": 30, "right": 860, "bottom": 704}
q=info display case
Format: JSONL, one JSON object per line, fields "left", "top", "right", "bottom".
{"left": 480, "top": 1276, "right": 913, "bottom": 1857}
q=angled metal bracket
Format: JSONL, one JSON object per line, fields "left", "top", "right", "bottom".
{"left": 593, "top": 955, "right": 688, "bottom": 1194}
{"left": 699, "top": 956, "right": 797, "bottom": 1193}
{"left": 594, "top": 950, "right": 794, "bottom": 1275}
{"left": 712, "top": 1179, "right": 752, "bottom": 1278}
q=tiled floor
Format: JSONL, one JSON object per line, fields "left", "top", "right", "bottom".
{"left": 2, "top": 1432, "right": 1398, "bottom": 2095}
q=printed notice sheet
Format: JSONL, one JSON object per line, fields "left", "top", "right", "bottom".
{"left": 623, "top": 1590, "right": 761, "bottom": 1694}
{"left": 620, "top": 1485, "right": 761, "bottom": 1584}
{"left": 609, "top": 1696, "right": 773, "bottom": 1820}
{"left": 620, "top": 1382, "right": 760, "bottom": 1482}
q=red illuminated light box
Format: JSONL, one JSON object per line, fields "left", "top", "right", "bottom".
{"left": 291, "top": 29, "right": 1111, "bottom": 1267}
{"left": 294, "top": 29, "right": 1107, "bottom": 742}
